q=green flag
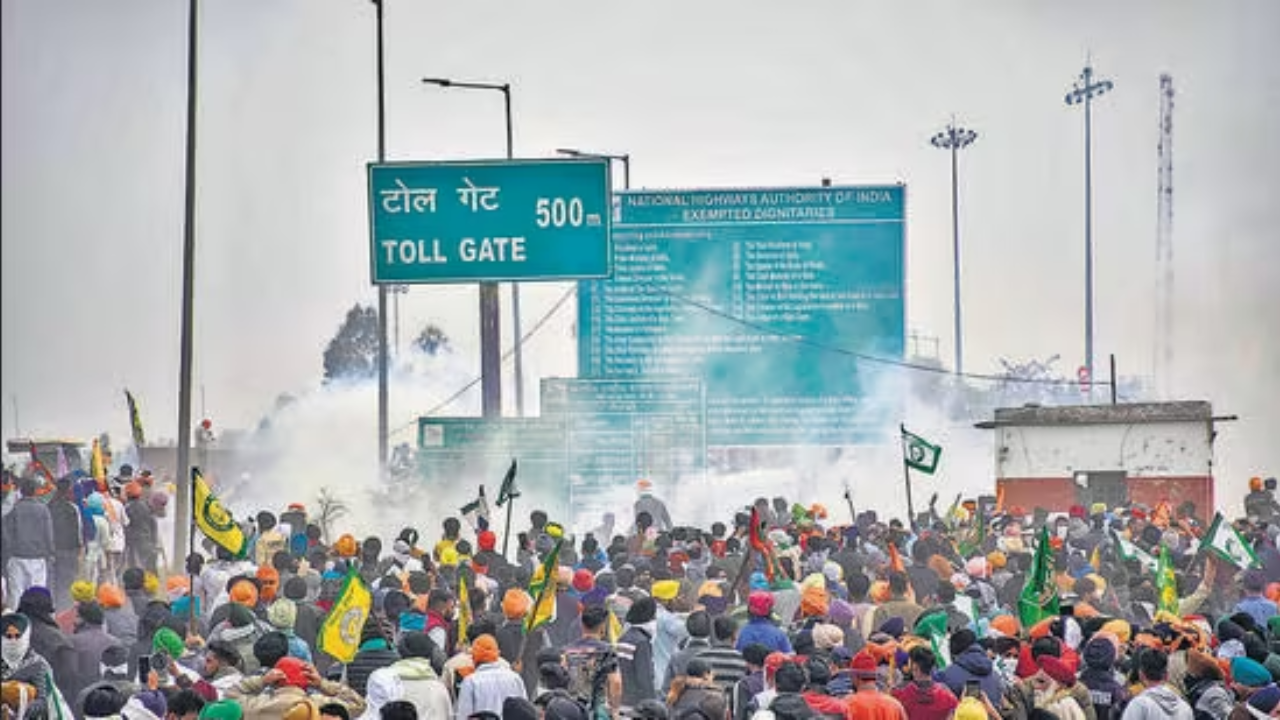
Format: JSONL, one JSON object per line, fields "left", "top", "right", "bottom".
{"left": 1200, "top": 512, "right": 1260, "bottom": 569}
{"left": 496, "top": 459, "right": 520, "bottom": 507}
{"left": 901, "top": 427, "right": 942, "bottom": 474}
{"left": 915, "top": 610, "right": 950, "bottom": 668}
{"left": 1155, "top": 546, "right": 1179, "bottom": 615}
{"left": 1019, "top": 526, "right": 1060, "bottom": 629}
{"left": 1111, "top": 529, "right": 1158, "bottom": 573}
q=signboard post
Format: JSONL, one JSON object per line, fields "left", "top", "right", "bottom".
{"left": 369, "top": 158, "right": 612, "bottom": 283}
{"left": 578, "top": 185, "right": 906, "bottom": 446}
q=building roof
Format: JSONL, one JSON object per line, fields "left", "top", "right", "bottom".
{"left": 982, "top": 401, "right": 1213, "bottom": 428}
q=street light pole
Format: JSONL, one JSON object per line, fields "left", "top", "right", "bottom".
{"left": 173, "top": 0, "right": 199, "bottom": 566}
{"left": 1065, "top": 62, "right": 1114, "bottom": 397}
{"left": 929, "top": 121, "right": 977, "bottom": 375}
{"left": 555, "top": 148, "right": 631, "bottom": 190}
{"left": 374, "top": 0, "right": 389, "bottom": 475}
{"left": 422, "top": 77, "right": 514, "bottom": 418}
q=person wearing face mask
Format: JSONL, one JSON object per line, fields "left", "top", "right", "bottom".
{"left": 1, "top": 612, "right": 65, "bottom": 719}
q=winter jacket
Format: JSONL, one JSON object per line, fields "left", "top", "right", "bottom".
{"left": 66, "top": 625, "right": 124, "bottom": 701}
{"left": 734, "top": 670, "right": 765, "bottom": 720}
{"left": 663, "top": 638, "right": 712, "bottom": 693}
{"left": 634, "top": 495, "right": 673, "bottom": 532}
{"left": 871, "top": 599, "right": 925, "bottom": 633}
{"left": 1079, "top": 666, "right": 1129, "bottom": 720}
{"left": 227, "top": 676, "right": 367, "bottom": 720}
{"left": 2, "top": 497, "right": 55, "bottom": 560}
{"left": 345, "top": 639, "right": 401, "bottom": 696}
{"left": 455, "top": 660, "right": 527, "bottom": 719}
{"left": 670, "top": 677, "right": 729, "bottom": 718}
{"left": 1186, "top": 677, "right": 1233, "bottom": 720}
{"left": 291, "top": 600, "right": 322, "bottom": 653}
{"left": 362, "top": 657, "right": 453, "bottom": 720}
{"left": 618, "top": 625, "right": 657, "bottom": 710}
{"left": 940, "top": 645, "right": 1005, "bottom": 705}
{"left": 48, "top": 497, "right": 83, "bottom": 553}
{"left": 496, "top": 618, "right": 547, "bottom": 696}
{"left": 124, "top": 498, "right": 156, "bottom": 550}
{"left": 1121, "top": 684, "right": 1193, "bottom": 720}
{"left": 208, "top": 621, "right": 266, "bottom": 674}
{"left": 654, "top": 606, "right": 689, "bottom": 691}
{"left": 102, "top": 606, "right": 139, "bottom": 648}
{"left": 547, "top": 591, "right": 584, "bottom": 648}
{"left": 800, "top": 689, "right": 849, "bottom": 717}
{"left": 736, "top": 617, "right": 793, "bottom": 654}
{"left": 892, "top": 679, "right": 958, "bottom": 720}
{"left": 1003, "top": 678, "right": 1098, "bottom": 720}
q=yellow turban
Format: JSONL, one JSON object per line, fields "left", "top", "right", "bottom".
{"left": 651, "top": 580, "right": 680, "bottom": 601}
{"left": 71, "top": 580, "right": 97, "bottom": 604}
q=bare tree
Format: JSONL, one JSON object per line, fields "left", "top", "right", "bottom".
{"left": 315, "top": 487, "right": 349, "bottom": 545}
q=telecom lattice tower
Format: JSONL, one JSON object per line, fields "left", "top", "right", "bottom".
{"left": 1154, "top": 74, "right": 1175, "bottom": 399}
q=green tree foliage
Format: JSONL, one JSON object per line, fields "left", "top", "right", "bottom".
{"left": 322, "top": 304, "right": 380, "bottom": 381}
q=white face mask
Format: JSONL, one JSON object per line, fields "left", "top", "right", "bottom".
{"left": 1, "top": 629, "right": 30, "bottom": 666}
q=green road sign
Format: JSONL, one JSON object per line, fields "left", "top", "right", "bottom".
{"left": 368, "top": 158, "right": 612, "bottom": 283}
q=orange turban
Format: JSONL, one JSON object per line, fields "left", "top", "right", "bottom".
{"left": 257, "top": 567, "right": 280, "bottom": 603}
{"left": 800, "top": 585, "right": 830, "bottom": 618}
{"left": 989, "top": 615, "right": 1020, "bottom": 638}
{"left": 97, "top": 584, "right": 125, "bottom": 609}
{"left": 471, "top": 634, "right": 500, "bottom": 665}
{"left": 229, "top": 579, "right": 259, "bottom": 608}
{"left": 335, "top": 534, "right": 358, "bottom": 558}
{"left": 502, "top": 589, "right": 530, "bottom": 619}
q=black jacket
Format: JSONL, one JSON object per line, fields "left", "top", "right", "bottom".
{"left": 343, "top": 643, "right": 401, "bottom": 696}
{"left": 48, "top": 497, "right": 83, "bottom": 552}
{"left": 618, "top": 626, "right": 655, "bottom": 708}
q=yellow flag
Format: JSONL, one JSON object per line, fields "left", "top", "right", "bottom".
{"left": 90, "top": 439, "right": 107, "bottom": 489}
{"left": 607, "top": 608, "right": 623, "bottom": 645}
{"left": 192, "top": 469, "right": 246, "bottom": 558}
{"left": 318, "top": 570, "right": 372, "bottom": 663}
{"left": 1089, "top": 544, "right": 1101, "bottom": 573}
{"left": 525, "top": 523, "right": 564, "bottom": 633}
{"left": 457, "top": 573, "right": 472, "bottom": 645}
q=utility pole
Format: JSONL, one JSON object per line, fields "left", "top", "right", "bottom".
{"left": 1065, "top": 61, "right": 1114, "bottom": 399}
{"left": 174, "top": 0, "right": 200, "bottom": 566}
{"left": 930, "top": 119, "right": 978, "bottom": 375}
{"left": 374, "top": 0, "right": 390, "bottom": 472}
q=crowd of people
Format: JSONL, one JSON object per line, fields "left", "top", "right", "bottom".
{"left": 3, "top": 466, "right": 1280, "bottom": 720}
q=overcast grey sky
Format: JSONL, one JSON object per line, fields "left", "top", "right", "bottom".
{"left": 3, "top": 0, "right": 1277, "bottom": 496}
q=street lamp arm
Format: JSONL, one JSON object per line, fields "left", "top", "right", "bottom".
{"left": 422, "top": 77, "right": 507, "bottom": 93}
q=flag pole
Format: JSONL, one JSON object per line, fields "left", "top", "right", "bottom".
{"left": 842, "top": 482, "right": 856, "bottom": 525}
{"left": 500, "top": 458, "right": 517, "bottom": 559}
{"left": 502, "top": 491, "right": 515, "bottom": 559}
{"left": 187, "top": 467, "right": 198, "bottom": 636}
{"left": 901, "top": 424, "right": 917, "bottom": 532}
